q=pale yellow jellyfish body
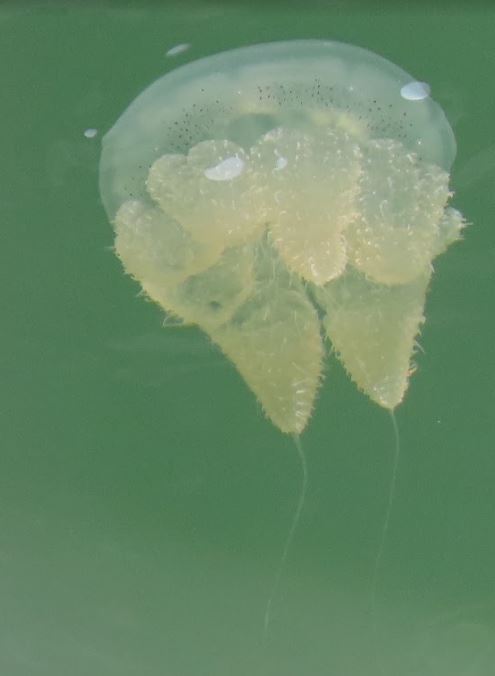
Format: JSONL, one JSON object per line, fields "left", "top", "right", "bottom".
{"left": 100, "top": 40, "right": 465, "bottom": 433}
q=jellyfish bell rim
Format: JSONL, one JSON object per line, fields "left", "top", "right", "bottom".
{"left": 99, "top": 39, "right": 457, "bottom": 220}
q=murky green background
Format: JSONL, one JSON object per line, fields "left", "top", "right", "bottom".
{"left": 3, "top": 2, "right": 495, "bottom": 674}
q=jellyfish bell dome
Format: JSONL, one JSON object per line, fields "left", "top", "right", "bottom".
{"left": 101, "top": 40, "right": 465, "bottom": 434}
{"left": 100, "top": 40, "right": 456, "bottom": 219}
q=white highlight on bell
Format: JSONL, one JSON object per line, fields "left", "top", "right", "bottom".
{"left": 204, "top": 155, "right": 245, "bottom": 181}
{"left": 83, "top": 128, "right": 98, "bottom": 139}
{"left": 400, "top": 81, "right": 431, "bottom": 101}
{"left": 166, "top": 43, "right": 191, "bottom": 58}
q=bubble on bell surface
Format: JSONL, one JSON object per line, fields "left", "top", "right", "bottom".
{"left": 400, "top": 81, "right": 431, "bottom": 101}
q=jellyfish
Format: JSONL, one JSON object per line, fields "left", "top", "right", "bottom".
{"left": 100, "top": 40, "right": 465, "bottom": 434}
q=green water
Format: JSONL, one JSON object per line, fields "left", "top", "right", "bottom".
{"left": 3, "top": 2, "right": 495, "bottom": 675}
